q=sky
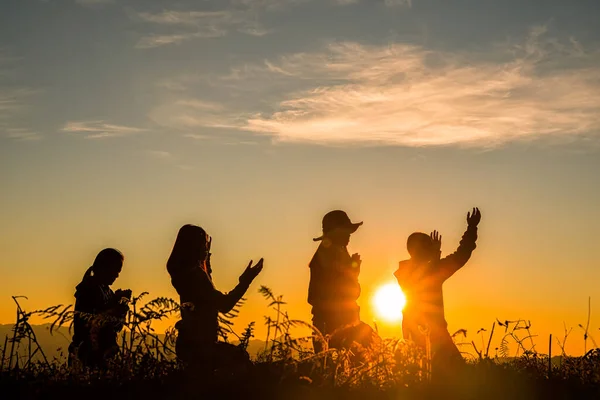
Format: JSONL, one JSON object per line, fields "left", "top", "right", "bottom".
{"left": 1, "top": 0, "right": 600, "bottom": 357}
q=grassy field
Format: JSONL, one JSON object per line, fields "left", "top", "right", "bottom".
{"left": 1, "top": 288, "right": 599, "bottom": 400}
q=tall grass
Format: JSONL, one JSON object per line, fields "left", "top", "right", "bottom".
{"left": 1, "top": 288, "right": 599, "bottom": 399}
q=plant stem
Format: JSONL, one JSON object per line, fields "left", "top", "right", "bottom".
{"left": 548, "top": 334, "right": 552, "bottom": 379}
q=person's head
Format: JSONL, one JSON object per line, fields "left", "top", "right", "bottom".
{"left": 406, "top": 232, "right": 435, "bottom": 262}
{"left": 167, "top": 224, "right": 210, "bottom": 274}
{"left": 91, "top": 248, "right": 124, "bottom": 285}
{"left": 313, "top": 210, "right": 362, "bottom": 246}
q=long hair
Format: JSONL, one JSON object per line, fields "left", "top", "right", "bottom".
{"left": 167, "top": 224, "right": 209, "bottom": 275}
{"left": 81, "top": 248, "right": 123, "bottom": 284}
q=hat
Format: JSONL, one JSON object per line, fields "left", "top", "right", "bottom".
{"left": 313, "top": 210, "right": 363, "bottom": 241}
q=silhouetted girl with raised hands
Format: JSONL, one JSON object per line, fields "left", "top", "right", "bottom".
{"left": 69, "top": 248, "right": 131, "bottom": 368}
{"left": 166, "top": 224, "right": 263, "bottom": 371}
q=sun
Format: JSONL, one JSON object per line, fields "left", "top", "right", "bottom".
{"left": 372, "top": 282, "right": 406, "bottom": 323}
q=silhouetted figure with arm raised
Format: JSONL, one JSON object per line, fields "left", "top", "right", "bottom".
{"left": 166, "top": 224, "right": 263, "bottom": 373}
{"left": 394, "top": 208, "right": 481, "bottom": 377}
{"left": 68, "top": 248, "right": 131, "bottom": 369}
{"left": 309, "top": 210, "right": 376, "bottom": 353}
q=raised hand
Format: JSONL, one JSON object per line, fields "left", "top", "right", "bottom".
{"left": 109, "top": 291, "right": 130, "bottom": 317}
{"left": 239, "top": 258, "right": 264, "bottom": 285}
{"left": 430, "top": 230, "right": 442, "bottom": 252}
{"left": 467, "top": 207, "right": 481, "bottom": 227}
{"left": 205, "top": 236, "right": 213, "bottom": 274}
{"left": 115, "top": 289, "right": 132, "bottom": 300}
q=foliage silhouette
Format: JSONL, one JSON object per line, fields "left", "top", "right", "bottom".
{"left": 1, "top": 289, "right": 599, "bottom": 400}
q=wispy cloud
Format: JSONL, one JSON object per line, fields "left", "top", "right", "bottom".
{"left": 0, "top": 53, "right": 40, "bottom": 141}
{"left": 0, "top": 88, "right": 35, "bottom": 115}
{"left": 149, "top": 98, "right": 241, "bottom": 131}
{"left": 133, "top": 8, "right": 269, "bottom": 48}
{"left": 332, "top": 0, "right": 412, "bottom": 4}
{"left": 3, "top": 128, "right": 41, "bottom": 141}
{"left": 75, "top": 0, "right": 116, "bottom": 6}
{"left": 183, "top": 133, "right": 210, "bottom": 140}
{"left": 62, "top": 120, "right": 146, "bottom": 138}
{"left": 173, "top": 99, "right": 225, "bottom": 111}
{"left": 133, "top": 0, "right": 331, "bottom": 48}
{"left": 153, "top": 26, "right": 600, "bottom": 147}
{"left": 0, "top": 55, "right": 35, "bottom": 115}
{"left": 237, "top": 25, "right": 272, "bottom": 37}
{"left": 384, "top": 0, "right": 412, "bottom": 7}
{"left": 145, "top": 150, "right": 173, "bottom": 160}
{"left": 142, "top": 149, "right": 193, "bottom": 171}
{"left": 156, "top": 74, "right": 205, "bottom": 91}
{"left": 135, "top": 31, "right": 226, "bottom": 49}
{"left": 232, "top": 0, "right": 312, "bottom": 11}
{"left": 136, "top": 11, "right": 230, "bottom": 26}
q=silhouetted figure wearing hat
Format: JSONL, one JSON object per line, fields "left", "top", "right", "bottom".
{"left": 308, "top": 210, "right": 375, "bottom": 353}
{"left": 166, "top": 224, "right": 263, "bottom": 374}
{"left": 68, "top": 248, "right": 131, "bottom": 369}
{"left": 394, "top": 208, "right": 481, "bottom": 378}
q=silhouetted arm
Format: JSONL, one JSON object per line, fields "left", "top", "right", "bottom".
{"left": 215, "top": 282, "right": 251, "bottom": 314}
{"left": 436, "top": 225, "right": 478, "bottom": 281}
{"left": 215, "top": 258, "right": 263, "bottom": 313}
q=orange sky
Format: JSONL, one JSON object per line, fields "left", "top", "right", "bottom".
{"left": 2, "top": 0, "right": 600, "bottom": 358}
{"left": 2, "top": 200, "right": 598, "bottom": 357}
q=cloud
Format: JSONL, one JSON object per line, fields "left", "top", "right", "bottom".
{"left": 136, "top": 34, "right": 192, "bottom": 49}
{"left": 183, "top": 133, "right": 210, "bottom": 140}
{"left": 156, "top": 74, "right": 206, "bottom": 91}
{"left": 384, "top": 0, "right": 412, "bottom": 6}
{"left": 133, "top": 1, "right": 323, "bottom": 48}
{"left": 331, "top": 0, "right": 413, "bottom": 5}
{"left": 134, "top": 9, "right": 269, "bottom": 48}
{"left": 75, "top": 0, "right": 115, "bottom": 6}
{"left": 136, "top": 10, "right": 230, "bottom": 26}
{"left": 1, "top": 53, "right": 40, "bottom": 141}
{"left": 145, "top": 150, "right": 173, "bottom": 160}
{"left": 232, "top": 0, "right": 312, "bottom": 11}
{"left": 237, "top": 25, "right": 272, "bottom": 37}
{"left": 0, "top": 54, "right": 36, "bottom": 116}
{"left": 62, "top": 120, "right": 146, "bottom": 138}
{"left": 135, "top": 31, "right": 226, "bottom": 49}
{"left": 149, "top": 98, "right": 242, "bottom": 131}
{"left": 152, "top": 27, "right": 600, "bottom": 148}
{"left": 3, "top": 128, "right": 41, "bottom": 141}
{"left": 173, "top": 99, "right": 225, "bottom": 111}
{"left": 143, "top": 150, "right": 194, "bottom": 171}
{"left": 0, "top": 88, "right": 35, "bottom": 115}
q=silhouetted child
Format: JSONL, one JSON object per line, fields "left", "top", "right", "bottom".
{"left": 394, "top": 208, "right": 481, "bottom": 372}
{"left": 309, "top": 210, "right": 376, "bottom": 353}
{"left": 69, "top": 248, "right": 131, "bottom": 368}
{"left": 166, "top": 224, "right": 263, "bottom": 373}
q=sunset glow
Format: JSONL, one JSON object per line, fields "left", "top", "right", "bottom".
{"left": 1, "top": 0, "right": 599, "bottom": 360}
{"left": 373, "top": 283, "right": 406, "bottom": 323}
